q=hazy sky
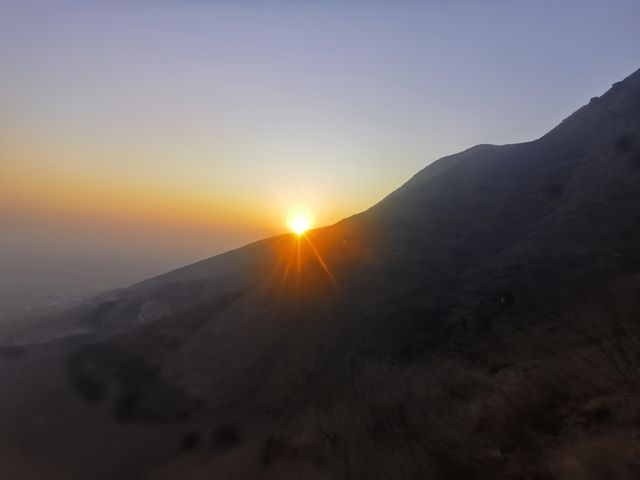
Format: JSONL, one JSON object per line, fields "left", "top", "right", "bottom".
{"left": 1, "top": 0, "right": 640, "bottom": 302}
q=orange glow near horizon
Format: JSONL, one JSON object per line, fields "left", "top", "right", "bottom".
{"left": 1, "top": 140, "right": 379, "bottom": 270}
{"left": 288, "top": 213, "right": 312, "bottom": 236}
{"left": 1, "top": 152, "right": 367, "bottom": 239}
{"left": 1, "top": 133, "right": 393, "bottom": 262}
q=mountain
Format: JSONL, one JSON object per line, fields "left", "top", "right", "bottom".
{"left": 1, "top": 67, "right": 640, "bottom": 479}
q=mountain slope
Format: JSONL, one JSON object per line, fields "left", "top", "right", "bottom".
{"left": 1, "top": 67, "right": 640, "bottom": 479}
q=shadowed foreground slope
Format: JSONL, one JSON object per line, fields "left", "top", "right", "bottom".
{"left": 1, "top": 68, "right": 640, "bottom": 479}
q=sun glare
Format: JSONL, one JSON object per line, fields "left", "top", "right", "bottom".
{"left": 289, "top": 213, "right": 312, "bottom": 235}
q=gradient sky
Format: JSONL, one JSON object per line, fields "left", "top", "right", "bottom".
{"left": 1, "top": 0, "right": 640, "bottom": 303}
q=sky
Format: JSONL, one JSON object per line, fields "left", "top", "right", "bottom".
{"left": 1, "top": 0, "right": 640, "bottom": 306}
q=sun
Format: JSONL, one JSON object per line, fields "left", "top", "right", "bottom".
{"left": 289, "top": 213, "right": 312, "bottom": 235}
